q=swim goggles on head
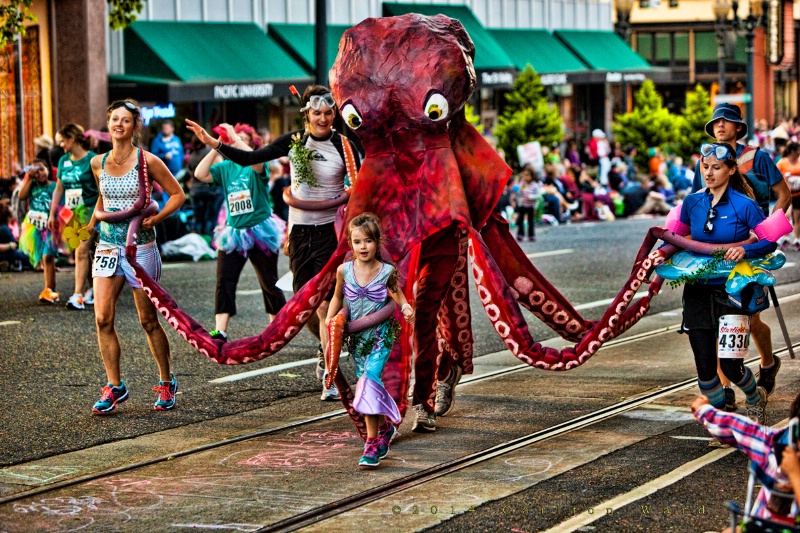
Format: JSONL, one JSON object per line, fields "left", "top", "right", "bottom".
{"left": 301, "top": 93, "right": 336, "bottom": 112}
{"left": 700, "top": 143, "right": 735, "bottom": 161}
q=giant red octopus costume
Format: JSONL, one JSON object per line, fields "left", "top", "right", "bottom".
{"left": 119, "top": 14, "right": 767, "bottom": 439}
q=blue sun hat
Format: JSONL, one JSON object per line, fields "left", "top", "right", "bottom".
{"left": 705, "top": 103, "right": 747, "bottom": 139}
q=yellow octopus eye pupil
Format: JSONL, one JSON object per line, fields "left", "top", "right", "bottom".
{"left": 349, "top": 115, "right": 361, "bottom": 128}
{"left": 423, "top": 93, "right": 449, "bottom": 122}
{"left": 428, "top": 107, "right": 441, "bottom": 120}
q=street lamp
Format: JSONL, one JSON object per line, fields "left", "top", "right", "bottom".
{"left": 713, "top": 0, "right": 732, "bottom": 95}
{"left": 615, "top": 0, "right": 635, "bottom": 113}
{"left": 732, "top": 0, "right": 769, "bottom": 142}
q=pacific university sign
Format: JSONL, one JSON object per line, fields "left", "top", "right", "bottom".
{"left": 213, "top": 83, "right": 275, "bottom": 100}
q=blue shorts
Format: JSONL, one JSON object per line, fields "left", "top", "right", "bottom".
{"left": 94, "top": 240, "right": 161, "bottom": 289}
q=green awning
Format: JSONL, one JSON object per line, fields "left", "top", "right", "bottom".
{"left": 488, "top": 29, "right": 589, "bottom": 73}
{"left": 554, "top": 30, "right": 652, "bottom": 71}
{"left": 117, "top": 21, "right": 311, "bottom": 101}
{"left": 268, "top": 24, "right": 351, "bottom": 74}
{"left": 382, "top": 2, "right": 515, "bottom": 86}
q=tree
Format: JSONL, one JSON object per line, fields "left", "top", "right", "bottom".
{"left": 675, "top": 84, "right": 713, "bottom": 162}
{"left": 464, "top": 103, "right": 481, "bottom": 127}
{"left": 612, "top": 80, "right": 678, "bottom": 170}
{"left": 495, "top": 64, "right": 563, "bottom": 167}
{"left": 0, "top": 0, "right": 143, "bottom": 47}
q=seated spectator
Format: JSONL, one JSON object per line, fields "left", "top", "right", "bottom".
{"left": 607, "top": 160, "right": 628, "bottom": 192}
{"left": 0, "top": 200, "right": 28, "bottom": 271}
{"left": 622, "top": 176, "right": 650, "bottom": 217}
{"left": 631, "top": 175, "right": 675, "bottom": 216}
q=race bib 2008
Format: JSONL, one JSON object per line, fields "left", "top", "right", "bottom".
{"left": 227, "top": 190, "right": 254, "bottom": 217}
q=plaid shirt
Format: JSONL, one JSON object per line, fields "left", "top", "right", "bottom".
{"left": 694, "top": 404, "right": 796, "bottom": 521}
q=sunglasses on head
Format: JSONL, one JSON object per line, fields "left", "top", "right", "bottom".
{"left": 700, "top": 143, "right": 735, "bottom": 161}
{"left": 302, "top": 93, "right": 336, "bottom": 112}
{"left": 111, "top": 101, "right": 137, "bottom": 112}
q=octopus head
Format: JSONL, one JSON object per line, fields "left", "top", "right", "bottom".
{"left": 330, "top": 13, "right": 476, "bottom": 142}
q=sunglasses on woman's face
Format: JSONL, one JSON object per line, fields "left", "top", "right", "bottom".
{"left": 700, "top": 143, "right": 735, "bottom": 161}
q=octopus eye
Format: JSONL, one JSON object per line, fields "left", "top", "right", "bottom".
{"left": 424, "top": 93, "right": 449, "bottom": 121}
{"left": 341, "top": 104, "right": 362, "bottom": 130}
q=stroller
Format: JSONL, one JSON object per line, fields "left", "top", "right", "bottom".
{"left": 726, "top": 419, "right": 800, "bottom": 533}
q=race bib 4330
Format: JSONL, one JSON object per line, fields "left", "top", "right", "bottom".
{"left": 718, "top": 314, "right": 750, "bottom": 359}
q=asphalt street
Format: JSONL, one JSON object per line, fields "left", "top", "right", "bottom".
{"left": 1, "top": 216, "right": 800, "bottom": 532}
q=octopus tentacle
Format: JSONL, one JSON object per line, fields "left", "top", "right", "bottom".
{"left": 468, "top": 226, "right": 668, "bottom": 370}
{"left": 480, "top": 213, "right": 594, "bottom": 342}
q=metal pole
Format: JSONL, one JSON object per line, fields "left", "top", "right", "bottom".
{"left": 13, "top": 36, "right": 25, "bottom": 169}
{"left": 716, "top": 26, "right": 727, "bottom": 94}
{"left": 745, "top": 28, "right": 755, "bottom": 142}
{"left": 768, "top": 285, "right": 795, "bottom": 359}
{"left": 314, "top": 0, "right": 328, "bottom": 86}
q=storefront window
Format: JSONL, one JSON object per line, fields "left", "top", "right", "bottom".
{"left": 654, "top": 33, "right": 671, "bottom": 65}
{"left": 674, "top": 32, "right": 689, "bottom": 65}
{"left": 637, "top": 33, "right": 653, "bottom": 61}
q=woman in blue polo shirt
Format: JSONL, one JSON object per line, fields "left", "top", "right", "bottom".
{"left": 194, "top": 123, "right": 286, "bottom": 342}
{"left": 680, "top": 142, "right": 777, "bottom": 425}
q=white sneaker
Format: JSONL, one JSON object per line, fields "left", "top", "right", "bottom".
{"left": 320, "top": 383, "right": 340, "bottom": 401}
{"left": 66, "top": 293, "right": 85, "bottom": 310}
{"left": 83, "top": 288, "right": 94, "bottom": 305}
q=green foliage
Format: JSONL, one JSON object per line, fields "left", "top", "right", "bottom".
{"left": 495, "top": 64, "right": 563, "bottom": 167}
{"left": 675, "top": 84, "right": 713, "bottom": 162}
{"left": 464, "top": 104, "right": 481, "bottom": 127}
{"left": 0, "top": 0, "right": 142, "bottom": 47}
{"left": 612, "top": 80, "right": 679, "bottom": 169}
{"left": 0, "top": 0, "right": 35, "bottom": 47}
{"left": 668, "top": 249, "right": 727, "bottom": 289}
{"left": 108, "top": 0, "right": 144, "bottom": 30}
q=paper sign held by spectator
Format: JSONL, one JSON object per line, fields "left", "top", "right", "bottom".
{"left": 517, "top": 142, "right": 544, "bottom": 173}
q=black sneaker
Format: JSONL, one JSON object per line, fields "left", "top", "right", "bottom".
{"left": 757, "top": 356, "right": 781, "bottom": 397}
{"left": 723, "top": 387, "right": 738, "bottom": 412}
{"left": 434, "top": 365, "right": 463, "bottom": 417}
{"left": 210, "top": 330, "right": 228, "bottom": 342}
{"left": 411, "top": 404, "right": 436, "bottom": 433}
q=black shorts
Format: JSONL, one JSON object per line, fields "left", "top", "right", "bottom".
{"left": 682, "top": 283, "right": 746, "bottom": 331}
{"left": 288, "top": 222, "right": 337, "bottom": 299}
{"left": 792, "top": 194, "right": 800, "bottom": 210}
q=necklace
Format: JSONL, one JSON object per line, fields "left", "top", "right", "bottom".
{"left": 112, "top": 147, "right": 134, "bottom": 166}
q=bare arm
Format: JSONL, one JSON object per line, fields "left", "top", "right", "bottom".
{"left": 142, "top": 152, "right": 186, "bottom": 230}
{"left": 772, "top": 179, "right": 792, "bottom": 215}
{"left": 325, "top": 265, "right": 346, "bottom": 326}
{"left": 193, "top": 148, "right": 222, "bottom": 183}
{"left": 18, "top": 174, "right": 34, "bottom": 201}
{"left": 46, "top": 180, "right": 64, "bottom": 231}
{"left": 389, "top": 276, "right": 415, "bottom": 324}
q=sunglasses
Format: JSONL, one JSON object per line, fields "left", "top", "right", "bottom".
{"left": 703, "top": 205, "right": 716, "bottom": 234}
{"left": 700, "top": 143, "right": 735, "bottom": 161}
{"left": 302, "top": 93, "right": 336, "bottom": 112}
{"left": 111, "top": 101, "right": 137, "bottom": 112}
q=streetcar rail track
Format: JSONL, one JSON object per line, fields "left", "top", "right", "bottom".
{"left": 0, "top": 325, "right": 795, "bottom": 530}
{"left": 259, "top": 341, "right": 798, "bottom": 532}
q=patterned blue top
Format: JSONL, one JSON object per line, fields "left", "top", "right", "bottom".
{"left": 98, "top": 151, "right": 156, "bottom": 245}
{"left": 344, "top": 261, "right": 391, "bottom": 321}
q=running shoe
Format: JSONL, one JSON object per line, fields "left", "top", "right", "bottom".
{"left": 434, "top": 364, "right": 463, "bottom": 417}
{"left": 320, "top": 381, "right": 340, "bottom": 401}
{"left": 757, "top": 356, "right": 781, "bottom": 397}
{"left": 377, "top": 424, "right": 398, "bottom": 459}
{"left": 315, "top": 344, "right": 325, "bottom": 381}
{"left": 153, "top": 373, "right": 178, "bottom": 410}
{"left": 92, "top": 381, "right": 129, "bottom": 414}
{"left": 723, "top": 387, "right": 738, "bottom": 412}
{"left": 210, "top": 330, "right": 228, "bottom": 342}
{"left": 83, "top": 288, "right": 94, "bottom": 305}
{"left": 358, "top": 438, "right": 380, "bottom": 467}
{"left": 66, "top": 293, "right": 85, "bottom": 310}
{"left": 411, "top": 404, "right": 436, "bottom": 433}
{"left": 745, "top": 387, "right": 768, "bottom": 425}
{"left": 38, "top": 288, "right": 60, "bottom": 304}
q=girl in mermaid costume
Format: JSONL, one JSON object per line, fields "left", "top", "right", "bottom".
{"left": 326, "top": 213, "right": 415, "bottom": 467}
